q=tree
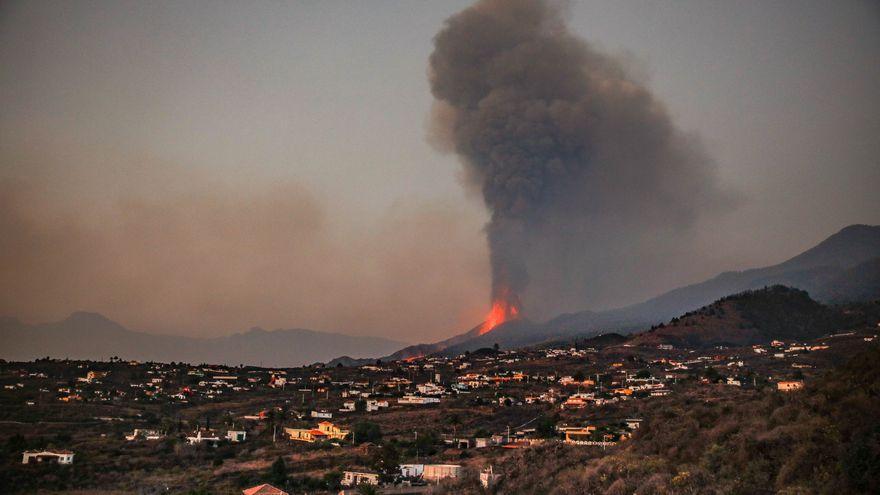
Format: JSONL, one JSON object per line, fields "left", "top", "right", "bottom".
{"left": 268, "top": 456, "right": 287, "bottom": 487}
{"left": 704, "top": 367, "right": 722, "bottom": 383}
{"left": 411, "top": 430, "right": 441, "bottom": 457}
{"left": 5, "top": 434, "right": 25, "bottom": 455}
{"left": 352, "top": 421, "right": 382, "bottom": 444}
{"left": 536, "top": 417, "right": 557, "bottom": 438}
{"left": 323, "top": 471, "right": 343, "bottom": 490}
{"left": 636, "top": 369, "right": 652, "bottom": 379}
{"left": 447, "top": 414, "right": 461, "bottom": 436}
{"left": 371, "top": 443, "right": 401, "bottom": 483}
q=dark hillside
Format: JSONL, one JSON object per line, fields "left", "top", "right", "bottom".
{"left": 438, "top": 345, "right": 880, "bottom": 494}
{"left": 630, "top": 286, "right": 846, "bottom": 348}
{"left": 730, "top": 285, "right": 842, "bottom": 341}
{"left": 813, "top": 257, "right": 880, "bottom": 304}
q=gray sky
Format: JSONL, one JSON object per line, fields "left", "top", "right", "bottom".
{"left": 1, "top": 0, "right": 878, "bottom": 342}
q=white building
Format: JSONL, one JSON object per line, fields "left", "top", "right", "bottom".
{"left": 125, "top": 429, "right": 164, "bottom": 441}
{"left": 423, "top": 464, "right": 461, "bottom": 483}
{"left": 398, "top": 395, "right": 440, "bottom": 405}
{"left": 227, "top": 430, "right": 247, "bottom": 442}
{"left": 366, "top": 399, "right": 389, "bottom": 412}
{"left": 269, "top": 375, "right": 287, "bottom": 388}
{"left": 625, "top": 419, "right": 643, "bottom": 430}
{"left": 22, "top": 450, "right": 74, "bottom": 465}
{"left": 186, "top": 430, "right": 221, "bottom": 446}
{"left": 342, "top": 471, "right": 380, "bottom": 487}
{"left": 416, "top": 383, "right": 445, "bottom": 396}
{"left": 399, "top": 463, "right": 424, "bottom": 478}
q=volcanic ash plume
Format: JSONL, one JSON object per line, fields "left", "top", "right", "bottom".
{"left": 429, "top": 0, "right": 729, "bottom": 323}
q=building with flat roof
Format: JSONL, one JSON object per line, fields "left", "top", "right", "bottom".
{"left": 22, "top": 450, "right": 74, "bottom": 465}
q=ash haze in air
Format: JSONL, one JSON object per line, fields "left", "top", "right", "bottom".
{"left": 0, "top": 1, "right": 878, "bottom": 343}
{"left": 429, "top": 0, "right": 731, "bottom": 320}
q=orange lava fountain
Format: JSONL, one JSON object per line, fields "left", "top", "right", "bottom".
{"left": 478, "top": 297, "right": 521, "bottom": 335}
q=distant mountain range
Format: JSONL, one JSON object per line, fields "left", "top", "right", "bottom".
{"left": 334, "top": 224, "right": 880, "bottom": 363}
{"left": 3, "top": 224, "right": 878, "bottom": 368}
{"left": 0, "top": 313, "right": 404, "bottom": 367}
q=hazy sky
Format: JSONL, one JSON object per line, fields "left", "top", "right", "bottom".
{"left": 1, "top": 0, "right": 878, "bottom": 342}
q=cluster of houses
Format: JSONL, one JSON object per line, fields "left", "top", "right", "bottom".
{"left": 340, "top": 463, "right": 463, "bottom": 488}
{"left": 752, "top": 340, "right": 833, "bottom": 360}
{"left": 23, "top": 362, "right": 282, "bottom": 405}
{"left": 9, "top": 324, "right": 875, "bottom": 495}
{"left": 340, "top": 398, "right": 389, "bottom": 412}
{"left": 19, "top": 335, "right": 819, "bottom": 422}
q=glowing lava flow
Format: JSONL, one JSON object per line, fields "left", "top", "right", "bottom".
{"left": 478, "top": 298, "right": 521, "bottom": 335}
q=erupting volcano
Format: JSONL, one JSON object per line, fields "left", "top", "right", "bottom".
{"left": 478, "top": 291, "right": 521, "bottom": 335}
{"left": 429, "top": 0, "right": 729, "bottom": 322}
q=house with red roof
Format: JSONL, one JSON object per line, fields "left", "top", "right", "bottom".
{"left": 284, "top": 421, "right": 349, "bottom": 443}
{"left": 242, "top": 483, "right": 289, "bottom": 495}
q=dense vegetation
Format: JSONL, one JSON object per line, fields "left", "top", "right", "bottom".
{"left": 731, "top": 285, "right": 842, "bottom": 340}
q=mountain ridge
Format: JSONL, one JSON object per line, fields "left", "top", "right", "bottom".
{"left": 0, "top": 314, "right": 405, "bottom": 367}
{"left": 360, "top": 224, "right": 880, "bottom": 361}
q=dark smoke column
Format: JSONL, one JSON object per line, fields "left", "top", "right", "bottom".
{"left": 429, "top": 0, "right": 728, "bottom": 321}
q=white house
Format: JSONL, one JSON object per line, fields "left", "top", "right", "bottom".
{"left": 125, "top": 429, "right": 164, "bottom": 441}
{"left": 398, "top": 395, "right": 440, "bottom": 405}
{"left": 416, "top": 383, "right": 445, "bottom": 396}
{"left": 366, "top": 399, "right": 389, "bottom": 412}
{"left": 423, "top": 464, "right": 461, "bottom": 483}
{"left": 475, "top": 437, "right": 496, "bottom": 448}
{"left": 227, "top": 430, "right": 247, "bottom": 442}
{"left": 269, "top": 375, "right": 287, "bottom": 388}
{"left": 186, "top": 430, "right": 222, "bottom": 446}
{"left": 342, "top": 471, "right": 380, "bottom": 487}
{"left": 22, "top": 450, "right": 74, "bottom": 465}
{"left": 399, "top": 463, "right": 424, "bottom": 478}
{"left": 625, "top": 419, "right": 643, "bottom": 430}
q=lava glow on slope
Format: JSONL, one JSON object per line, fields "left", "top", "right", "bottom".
{"left": 478, "top": 298, "right": 521, "bottom": 335}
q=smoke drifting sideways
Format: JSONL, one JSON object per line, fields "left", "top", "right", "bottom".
{"left": 0, "top": 164, "right": 489, "bottom": 342}
{"left": 429, "top": 0, "right": 733, "bottom": 320}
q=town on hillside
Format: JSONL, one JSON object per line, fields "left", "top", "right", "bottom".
{"left": 1, "top": 293, "right": 878, "bottom": 494}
